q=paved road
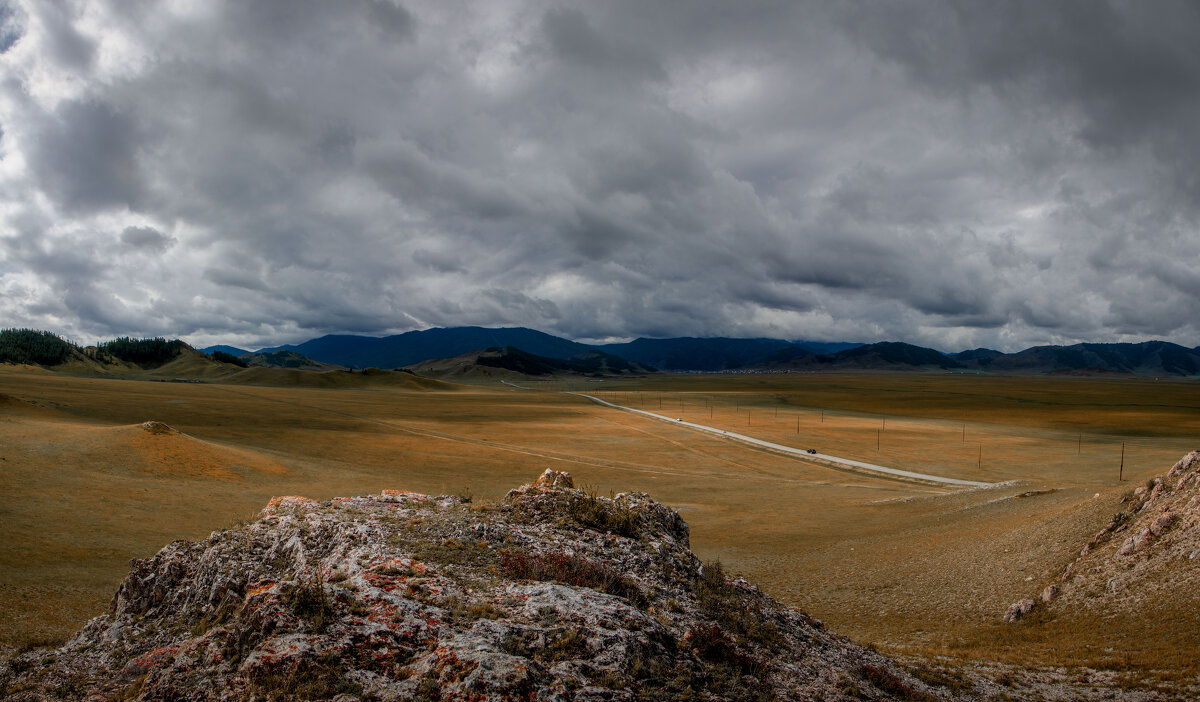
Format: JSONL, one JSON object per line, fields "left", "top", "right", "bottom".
{"left": 560, "top": 389, "right": 994, "bottom": 488}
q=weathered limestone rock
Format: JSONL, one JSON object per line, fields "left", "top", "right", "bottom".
{"left": 0, "top": 473, "right": 950, "bottom": 701}
{"left": 1117, "top": 527, "right": 1155, "bottom": 556}
{"left": 1003, "top": 598, "right": 1036, "bottom": 623}
{"left": 1150, "top": 512, "right": 1176, "bottom": 537}
{"left": 533, "top": 468, "right": 575, "bottom": 489}
{"left": 1041, "top": 584, "right": 1058, "bottom": 603}
{"left": 1168, "top": 450, "right": 1200, "bottom": 477}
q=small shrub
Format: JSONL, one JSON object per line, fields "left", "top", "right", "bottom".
{"left": 907, "top": 663, "right": 973, "bottom": 694}
{"left": 446, "top": 597, "right": 500, "bottom": 621}
{"left": 190, "top": 600, "right": 238, "bottom": 636}
{"left": 589, "top": 669, "right": 626, "bottom": 690}
{"left": 282, "top": 577, "right": 334, "bottom": 633}
{"left": 858, "top": 663, "right": 936, "bottom": 702}
{"left": 686, "top": 624, "right": 758, "bottom": 675}
{"left": 694, "top": 560, "right": 783, "bottom": 649}
{"left": 499, "top": 549, "right": 645, "bottom": 607}
{"left": 545, "top": 627, "right": 589, "bottom": 661}
{"left": 248, "top": 654, "right": 363, "bottom": 702}
{"left": 414, "top": 672, "right": 442, "bottom": 701}
{"left": 566, "top": 493, "right": 642, "bottom": 538}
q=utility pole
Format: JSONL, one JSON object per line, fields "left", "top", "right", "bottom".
{"left": 876, "top": 429, "right": 880, "bottom": 451}
{"left": 977, "top": 445, "right": 982, "bottom": 470}
{"left": 1119, "top": 442, "right": 1125, "bottom": 481}
{"left": 796, "top": 416, "right": 799, "bottom": 434}
{"left": 821, "top": 409, "right": 824, "bottom": 423}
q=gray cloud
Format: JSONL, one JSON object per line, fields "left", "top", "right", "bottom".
{"left": 0, "top": 0, "right": 1198, "bottom": 352}
{"left": 121, "top": 225, "right": 174, "bottom": 252}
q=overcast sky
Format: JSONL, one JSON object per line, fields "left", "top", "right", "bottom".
{"left": 2, "top": 1, "right": 1199, "bottom": 352}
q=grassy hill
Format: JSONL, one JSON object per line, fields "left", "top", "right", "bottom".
{"left": 0, "top": 329, "right": 79, "bottom": 366}
{"left": 408, "top": 346, "right": 655, "bottom": 380}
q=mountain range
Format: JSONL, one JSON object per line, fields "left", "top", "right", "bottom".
{"left": 191, "top": 327, "right": 1200, "bottom": 376}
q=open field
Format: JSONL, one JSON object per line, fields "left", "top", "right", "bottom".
{"left": 2, "top": 366, "right": 1198, "bottom": 686}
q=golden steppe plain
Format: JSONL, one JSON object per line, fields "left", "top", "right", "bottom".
{"left": 2, "top": 365, "right": 1198, "bottom": 685}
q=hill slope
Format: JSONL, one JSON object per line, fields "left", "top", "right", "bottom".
{"left": 408, "top": 346, "right": 654, "bottom": 380}
{"left": 1008, "top": 451, "right": 1200, "bottom": 627}
{"left": 241, "top": 349, "right": 345, "bottom": 371}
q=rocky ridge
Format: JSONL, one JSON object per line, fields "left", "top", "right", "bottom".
{"left": 1, "top": 469, "right": 978, "bottom": 701}
{"left": 1005, "top": 450, "right": 1200, "bottom": 623}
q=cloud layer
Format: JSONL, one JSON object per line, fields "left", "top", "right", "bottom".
{"left": 2, "top": 0, "right": 1199, "bottom": 351}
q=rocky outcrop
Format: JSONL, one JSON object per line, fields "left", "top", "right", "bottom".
{"left": 0, "top": 472, "right": 960, "bottom": 701}
{"left": 1004, "top": 450, "right": 1200, "bottom": 622}
{"left": 1002, "top": 598, "right": 1036, "bottom": 623}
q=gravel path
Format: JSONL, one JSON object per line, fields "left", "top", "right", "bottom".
{"left": 565, "top": 390, "right": 994, "bottom": 488}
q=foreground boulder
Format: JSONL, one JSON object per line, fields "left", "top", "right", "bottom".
{"left": 1, "top": 469, "right": 956, "bottom": 701}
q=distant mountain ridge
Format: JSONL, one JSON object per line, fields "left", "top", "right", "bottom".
{"left": 742, "top": 339, "right": 1200, "bottom": 376}
{"left": 42, "top": 327, "right": 1200, "bottom": 377}
{"left": 243, "top": 327, "right": 862, "bottom": 372}
{"left": 952, "top": 340, "right": 1200, "bottom": 376}
{"left": 200, "top": 344, "right": 251, "bottom": 358}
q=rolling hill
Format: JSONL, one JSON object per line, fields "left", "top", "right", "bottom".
{"left": 407, "top": 346, "right": 655, "bottom": 380}
{"left": 745, "top": 341, "right": 964, "bottom": 371}
{"left": 240, "top": 349, "right": 344, "bottom": 371}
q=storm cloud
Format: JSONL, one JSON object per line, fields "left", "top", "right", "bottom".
{"left": 1, "top": 0, "right": 1198, "bottom": 351}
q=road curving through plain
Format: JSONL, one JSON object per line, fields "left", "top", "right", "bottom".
{"left": 561, "top": 389, "right": 995, "bottom": 488}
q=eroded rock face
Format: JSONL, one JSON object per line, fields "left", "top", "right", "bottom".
{"left": 1002, "top": 598, "right": 1036, "bottom": 623}
{"left": 1013, "top": 450, "right": 1200, "bottom": 622}
{"left": 533, "top": 468, "right": 575, "bottom": 489}
{"left": 0, "top": 475, "right": 951, "bottom": 701}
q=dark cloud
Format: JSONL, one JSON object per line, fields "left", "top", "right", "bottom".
{"left": 32, "top": 99, "right": 146, "bottom": 214}
{"left": 120, "top": 226, "right": 174, "bottom": 252}
{"left": 28, "top": 0, "right": 93, "bottom": 69}
{"left": 0, "top": 0, "right": 1198, "bottom": 351}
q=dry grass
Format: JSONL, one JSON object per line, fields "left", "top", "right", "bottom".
{"left": 1, "top": 365, "right": 1197, "bottom": 686}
